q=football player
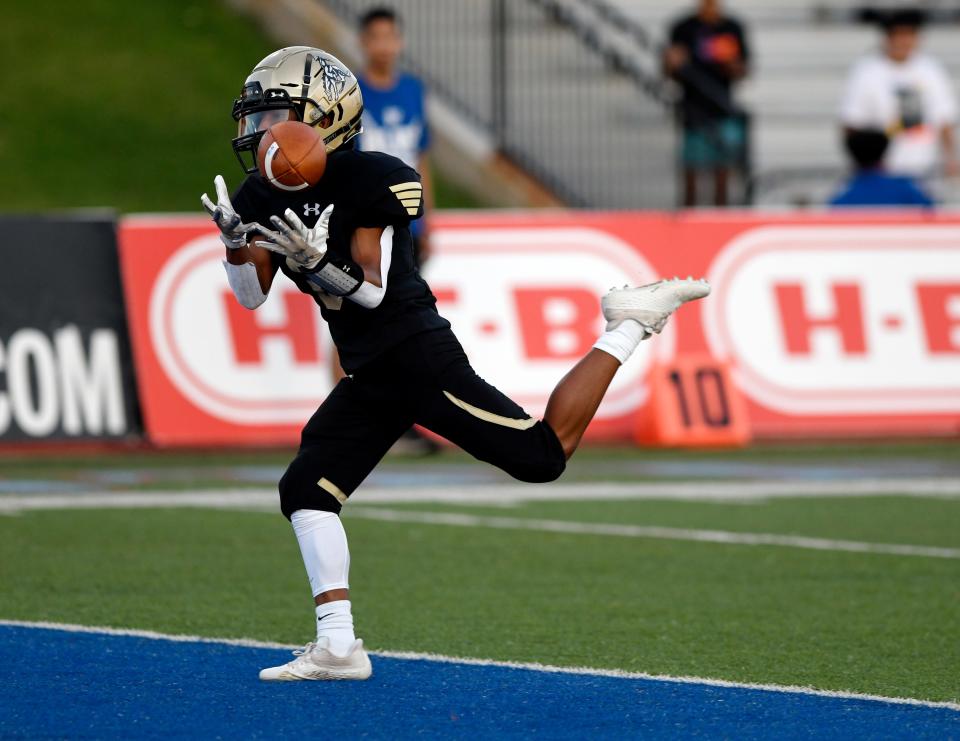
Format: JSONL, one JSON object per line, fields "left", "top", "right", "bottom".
{"left": 202, "top": 47, "right": 710, "bottom": 682}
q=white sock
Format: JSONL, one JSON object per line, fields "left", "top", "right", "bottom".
{"left": 592, "top": 320, "right": 648, "bottom": 364}
{"left": 290, "top": 509, "right": 356, "bottom": 653}
{"left": 315, "top": 600, "right": 356, "bottom": 656}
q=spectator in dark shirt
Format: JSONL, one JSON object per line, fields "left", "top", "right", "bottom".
{"left": 665, "top": 0, "right": 750, "bottom": 207}
{"left": 830, "top": 128, "right": 934, "bottom": 207}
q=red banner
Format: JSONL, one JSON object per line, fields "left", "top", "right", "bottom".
{"left": 119, "top": 212, "right": 960, "bottom": 446}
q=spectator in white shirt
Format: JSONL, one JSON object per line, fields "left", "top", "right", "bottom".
{"left": 839, "top": 9, "right": 958, "bottom": 179}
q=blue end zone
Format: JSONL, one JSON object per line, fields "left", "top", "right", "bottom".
{"left": 1, "top": 626, "right": 957, "bottom": 739}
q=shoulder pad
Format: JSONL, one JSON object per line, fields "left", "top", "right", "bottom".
{"left": 375, "top": 164, "right": 424, "bottom": 222}
{"left": 336, "top": 151, "right": 423, "bottom": 227}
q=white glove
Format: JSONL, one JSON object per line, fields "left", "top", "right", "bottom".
{"left": 253, "top": 204, "right": 334, "bottom": 272}
{"left": 200, "top": 175, "right": 260, "bottom": 250}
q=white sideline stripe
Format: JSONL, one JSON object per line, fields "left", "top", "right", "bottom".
{"left": 3, "top": 477, "right": 960, "bottom": 513}
{"left": 346, "top": 508, "right": 960, "bottom": 560}
{"left": 0, "top": 619, "right": 956, "bottom": 712}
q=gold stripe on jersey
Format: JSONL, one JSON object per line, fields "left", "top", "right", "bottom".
{"left": 389, "top": 181, "right": 422, "bottom": 193}
{"left": 391, "top": 182, "right": 423, "bottom": 215}
{"left": 318, "top": 477, "right": 348, "bottom": 504}
{"left": 442, "top": 391, "right": 538, "bottom": 430}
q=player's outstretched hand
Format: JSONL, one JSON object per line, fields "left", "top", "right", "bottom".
{"left": 201, "top": 175, "right": 262, "bottom": 250}
{"left": 253, "top": 204, "right": 333, "bottom": 272}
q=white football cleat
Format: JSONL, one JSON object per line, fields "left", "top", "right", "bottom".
{"left": 259, "top": 638, "right": 372, "bottom": 681}
{"left": 601, "top": 277, "right": 710, "bottom": 334}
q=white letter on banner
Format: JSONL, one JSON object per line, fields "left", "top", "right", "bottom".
{"left": 7, "top": 329, "right": 59, "bottom": 437}
{"left": 0, "top": 339, "right": 10, "bottom": 435}
{"left": 55, "top": 326, "right": 126, "bottom": 436}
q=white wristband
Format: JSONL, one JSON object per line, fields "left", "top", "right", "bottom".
{"left": 222, "top": 260, "right": 267, "bottom": 309}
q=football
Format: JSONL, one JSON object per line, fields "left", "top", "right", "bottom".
{"left": 256, "top": 120, "right": 327, "bottom": 191}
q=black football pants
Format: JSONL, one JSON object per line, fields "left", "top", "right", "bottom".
{"left": 277, "top": 327, "right": 566, "bottom": 518}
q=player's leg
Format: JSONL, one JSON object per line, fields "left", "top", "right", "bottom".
{"left": 260, "top": 375, "right": 413, "bottom": 681}
{"left": 414, "top": 278, "right": 709, "bottom": 474}
{"left": 543, "top": 348, "right": 621, "bottom": 458}
{"left": 412, "top": 348, "right": 568, "bottom": 485}
{"left": 544, "top": 277, "right": 710, "bottom": 457}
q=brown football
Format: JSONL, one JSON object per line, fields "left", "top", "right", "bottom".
{"left": 256, "top": 120, "right": 327, "bottom": 192}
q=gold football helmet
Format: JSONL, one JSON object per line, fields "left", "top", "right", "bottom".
{"left": 231, "top": 46, "right": 364, "bottom": 173}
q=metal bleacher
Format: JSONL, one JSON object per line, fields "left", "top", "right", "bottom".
{"left": 325, "top": 0, "right": 679, "bottom": 209}
{"left": 605, "top": 0, "right": 960, "bottom": 205}
{"left": 323, "top": 0, "right": 960, "bottom": 207}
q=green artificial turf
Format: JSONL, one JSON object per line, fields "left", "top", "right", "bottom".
{"left": 1, "top": 503, "right": 957, "bottom": 702}
{"left": 0, "top": 1, "right": 479, "bottom": 212}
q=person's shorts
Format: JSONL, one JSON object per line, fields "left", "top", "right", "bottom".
{"left": 277, "top": 328, "right": 566, "bottom": 518}
{"left": 682, "top": 117, "right": 745, "bottom": 169}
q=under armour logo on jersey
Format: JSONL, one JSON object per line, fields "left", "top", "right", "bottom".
{"left": 303, "top": 203, "right": 323, "bottom": 216}
{"left": 389, "top": 182, "right": 423, "bottom": 216}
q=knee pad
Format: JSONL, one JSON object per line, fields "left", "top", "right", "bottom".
{"left": 278, "top": 451, "right": 343, "bottom": 520}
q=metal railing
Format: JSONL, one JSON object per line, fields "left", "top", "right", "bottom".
{"left": 323, "top": 0, "right": 679, "bottom": 208}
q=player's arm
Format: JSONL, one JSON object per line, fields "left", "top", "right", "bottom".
{"left": 341, "top": 162, "right": 426, "bottom": 306}
{"left": 347, "top": 226, "right": 393, "bottom": 308}
{"left": 351, "top": 227, "right": 385, "bottom": 286}
{"left": 201, "top": 175, "right": 279, "bottom": 309}
{"left": 252, "top": 206, "right": 393, "bottom": 310}
{"left": 223, "top": 241, "right": 279, "bottom": 302}
{"left": 253, "top": 163, "right": 422, "bottom": 309}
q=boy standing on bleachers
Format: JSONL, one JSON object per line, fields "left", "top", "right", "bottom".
{"left": 352, "top": 6, "right": 440, "bottom": 455}
{"left": 356, "top": 6, "right": 433, "bottom": 266}
{"left": 665, "top": 0, "right": 751, "bottom": 207}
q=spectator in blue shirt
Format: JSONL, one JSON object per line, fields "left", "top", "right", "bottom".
{"left": 357, "top": 7, "right": 433, "bottom": 264}
{"left": 349, "top": 6, "right": 441, "bottom": 456}
{"left": 831, "top": 128, "right": 934, "bottom": 207}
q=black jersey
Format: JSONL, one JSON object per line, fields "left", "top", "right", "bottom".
{"left": 231, "top": 148, "right": 450, "bottom": 373}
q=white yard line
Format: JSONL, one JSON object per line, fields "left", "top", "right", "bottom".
{"left": 346, "top": 507, "right": 960, "bottom": 560}
{"left": 0, "top": 490, "right": 277, "bottom": 514}
{"left": 0, "top": 619, "right": 956, "bottom": 712}
{"left": 2, "top": 476, "right": 960, "bottom": 514}
{"left": 2, "top": 486, "right": 957, "bottom": 559}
